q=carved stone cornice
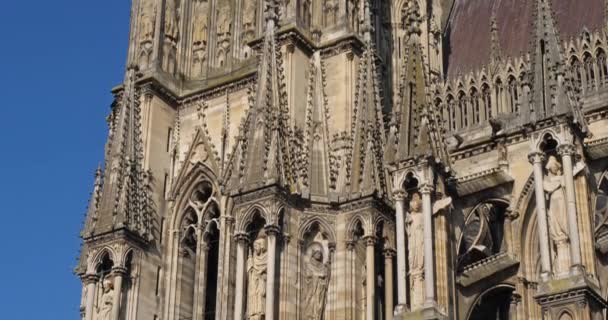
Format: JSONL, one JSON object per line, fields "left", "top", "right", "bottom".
{"left": 180, "top": 70, "right": 257, "bottom": 104}
{"left": 319, "top": 35, "right": 365, "bottom": 59}
{"left": 136, "top": 77, "right": 179, "bottom": 106}
{"left": 83, "top": 230, "right": 148, "bottom": 255}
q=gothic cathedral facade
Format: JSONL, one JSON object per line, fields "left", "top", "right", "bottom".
{"left": 76, "top": 0, "right": 608, "bottom": 319}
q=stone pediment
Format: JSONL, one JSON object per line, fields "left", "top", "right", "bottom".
{"left": 172, "top": 128, "right": 221, "bottom": 196}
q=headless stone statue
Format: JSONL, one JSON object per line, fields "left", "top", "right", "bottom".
{"left": 247, "top": 235, "right": 267, "bottom": 320}
{"left": 303, "top": 247, "right": 329, "bottom": 320}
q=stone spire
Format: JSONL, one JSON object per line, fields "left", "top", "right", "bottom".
{"left": 489, "top": 13, "right": 502, "bottom": 66}
{"left": 389, "top": 2, "right": 450, "bottom": 170}
{"left": 302, "top": 52, "right": 332, "bottom": 197}
{"left": 346, "top": 4, "right": 388, "bottom": 196}
{"left": 234, "top": 0, "right": 298, "bottom": 192}
{"left": 529, "top": 0, "right": 588, "bottom": 134}
{"left": 81, "top": 67, "right": 154, "bottom": 242}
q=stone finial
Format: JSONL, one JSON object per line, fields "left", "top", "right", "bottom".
{"left": 490, "top": 15, "right": 502, "bottom": 64}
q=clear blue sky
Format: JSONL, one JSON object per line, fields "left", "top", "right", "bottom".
{"left": 0, "top": 1, "right": 131, "bottom": 318}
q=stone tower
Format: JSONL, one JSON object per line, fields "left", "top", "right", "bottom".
{"left": 76, "top": 0, "right": 608, "bottom": 319}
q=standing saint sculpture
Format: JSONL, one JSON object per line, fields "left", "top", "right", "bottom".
{"left": 97, "top": 278, "right": 114, "bottom": 320}
{"left": 543, "top": 155, "right": 584, "bottom": 274}
{"left": 544, "top": 155, "right": 569, "bottom": 274}
{"left": 544, "top": 156, "right": 569, "bottom": 244}
{"left": 406, "top": 192, "right": 424, "bottom": 308}
{"left": 247, "top": 234, "right": 267, "bottom": 320}
{"left": 303, "top": 246, "right": 330, "bottom": 320}
{"left": 140, "top": 1, "right": 156, "bottom": 42}
{"left": 193, "top": 0, "right": 209, "bottom": 47}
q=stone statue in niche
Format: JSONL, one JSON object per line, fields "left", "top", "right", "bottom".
{"left": 162, "top": 0, "right": 180, "bottom": 73}
{"left": 543, "top": 155, "right": 584, "bottom": 274}
{"left": 217, "top": 4, "right": 231, "bottom": 36}
{"left": 242, "top": 0, "right": 257, "bottom": 31}
{"left": 215, "top": 2, "right": 231, "bottom": 67}
{"left": 544, "top": 155, "right": 568, "bottom": 275}
{"left": 164, "top": 0, "right": 179, "bottom": 40}
{"left": 323, "top": 0, "right": 338, "bottom": 26}
{"left": 140, "top": 1, "right": 157, "bottom": 42}
{"left": 97, "top": 278, "right": 114, "bottom": 320}
{"left": 359, "top": 264, "right": 367, "bottom": 314}
{"left": 303, "top": 245, "right": 330, "bottom": 320}
{"left": 247, "top": 234, "right": 267, "bottom": 320}
{"left": 544, "top": 155, "right": 569, "bottom": 245}
{"left": 193, "top": 0, "right": 209, "bottom": 47}
{"left": 406, "top": 192, "right": 424, "bottom": 308}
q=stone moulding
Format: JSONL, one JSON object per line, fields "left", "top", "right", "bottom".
{"left": 535, "top": 273, "right": 606, "bottom": 305}
{"left": 456, "top": 252, "right": 519, "bottom": 288}
{"left": 454, "top": 167, "right": 513, "bottom": 196}
{"left": 585, "top": 137, "right": 608, "bottom": 160}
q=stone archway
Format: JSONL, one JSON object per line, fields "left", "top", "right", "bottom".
{"left": 467, "top": 285, "right": 515, "bottom": 320}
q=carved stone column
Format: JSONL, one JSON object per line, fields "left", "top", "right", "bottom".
{"left": 194, "top": 238, "right": 210, "bottom": 320}
{"left": 384, "top": 249, "right": 395, "bottom": 320}
{"left": 557, "top": 144, "right": 583, "bottom": 273}
{"left": 394, "top": 190, "right": 407, "bottom": 308}
{"left": 420, "top": 184, "right": 436, "bottom": 305}
{"left": 528, "top": 152, "right": 552, "bottom": 278}
{"left": 83, "top": 274, "right": 99, "bottom": 320}
{"left": 346, "top": 240, "right": 356, "bottom": 319}
{"left": 509, "top": 293, "right": 521, "bottom": 320}
{"left": 111, "top": 266, "right": 127, "bottom": 320}
{"left": 365, "top": 235, "right": 376, "bottom": 320}
{"left": 233, "top": 233, "right": 249, "bottom": 320}
{"left": 265, "top": 225, "right": 280, "bottom": 320}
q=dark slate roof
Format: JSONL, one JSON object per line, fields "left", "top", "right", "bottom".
{"left": 445, "top": 0, "right": 604, "bottom": 78}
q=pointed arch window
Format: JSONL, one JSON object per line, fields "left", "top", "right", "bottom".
{"left": 470, "top": 88, "right": 480, "bottom": 124}
{"left": 584, "top": 52, "right": 596, "bottom": 91}
{"left": 571, "top": 56, "right": 583, "bottom": 89}
{"left": 597, "top": 49, "right": 608, "bottom": 86}
{"left": 447, "top": 95, "right": 456, "bottom": 131}
{"left": 494, "top": 78, "right": 504, "bottom": 114}
{"left": 457, "top": 91, "right": 467, "bottom": 129}
{"left": 171, "top": 179, "right": 221, "bottom": 320}
{"left": 507, "top": 76, "right": 518, "bottom": 114}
